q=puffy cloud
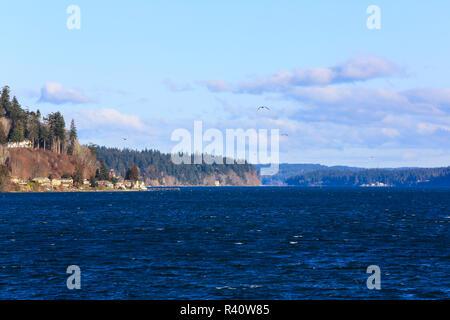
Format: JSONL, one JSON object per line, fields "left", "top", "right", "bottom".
{"left": 199, "top": 80, "right": 231, "bottom": 92}
{"left": 334, "top": 55, "right": 400, "bottom": 82}
{"left": 417, "top": 122, "right": 450, "bottom": 134}
{"left": 403, "top": 88, "right": 450, "bottom": 108}
{"left": 76, "top": 108, "right": 149, "bottom": 132}
{"left": 287, "top": 86, "right": 449, "bottom": 116}
{"left": 39, "top": 82, "right": 91, "bottom": 104}
{"left": 202, "top": 55, "right": 401, "bottom": 94}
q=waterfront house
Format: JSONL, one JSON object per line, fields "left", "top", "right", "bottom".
{"left": 51, "top": 179, "right": 62, "bottom": 187}
{"left": 11, "top": 177, "right": 28, "bottom": 185}
{"left": 50, "top": 178, "right": 73, "bottom": 188}
{"left": 132, "top": 181, "right": 147, "bottom": 190}
{"left": 98, "top": 180, "right": 114, "bottom": 189}
{"left": 33, "top": 177, "right": 51, "bottom": 187}
{"left": 61, "top": 178, "right": 73, "bottom": 188}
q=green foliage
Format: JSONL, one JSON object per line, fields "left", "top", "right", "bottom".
{"left": 95, "top": 146, "right": 257, "bottom": 185}
{"left": 97, "top": 158, "right": 109, "bottom": 180}
{"left": 126, "top": 164, "right": 140, "bottom": 182}
{"left": 9, "top": 96, "right": 27, "bottom": 123}
{"left": 8, "top": 120, "right": 24, "bottom": 142}
{"left": 47, "top": 112, "right": 66, "bottom": 153}
{"left": 67, "top": 119, "right": 77, "bottom": 155}
{"left": 0, "top": 86, "right": 11, "bottom": 117}
{"left": 25, "top": 110, "right": 40, "bottom": 148}
{"left": 72, "top": 165, "right": 84, "bottom": 186}
{"left": 0, "top": 85, "right": 77, "bottom": 153}
{"left": 110, "top": 176, "right": 119, "bottom": 185}
{"left": 285, "top": 167, "right": 450, "bottom": 187}
{"left": 27, "top": 181, "right": 38, "bottom": 192}
{"left": 89, "top": 175, "right": 98, "bottom": 188}
{"left": 39, "top": 123, "right": 50, "bottom": 150}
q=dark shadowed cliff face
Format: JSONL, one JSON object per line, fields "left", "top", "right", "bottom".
{"left": 7, "top": 148, "right": 96, "bottom": 180}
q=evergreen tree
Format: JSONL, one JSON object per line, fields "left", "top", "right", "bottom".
{"left": 126, "top": 164, "right": 140, "bottom": 182}
{"left": 47, "top": 112, "right": 66, "bottom": 153}
{"left": 89, "top": 175, "right": 98, "bottom": 188}
{"left": 9, "top": 96, "right": 25, "bottom": 122}
{"left": 26, "top": 111, "right": 40, "bottom": 148}
{"left": 72, "top": 165, "right": 84, "bottom": 186}
{"left": 39, "top": 122, "right": 50, "bottom": 150}
{"left": 97, "top": 158, "right": 109, "bottom": 180}
{"left": 0, "top": 86, "right": 11, "bottom": 117}
{"left": 55, "top": 112, "right": 66, "bottom": 152}
{"left": 67, "top": 119, "right": 77, "bottom": 155}
{"left": 9, "top": 120, "right": 24, "bottom": 142}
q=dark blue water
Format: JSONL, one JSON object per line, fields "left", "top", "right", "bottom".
{"left": 0, "top": 187, "right": 448, "bottom": 299}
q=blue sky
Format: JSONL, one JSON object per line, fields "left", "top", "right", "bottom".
{"left": 1, "top": 1, "right": 450, "bottom": 167}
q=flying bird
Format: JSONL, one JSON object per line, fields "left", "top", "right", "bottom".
{"left": 281, "top": 133, "right": 289, "bottom": 137}
{"left": 122, "top": 138, "right": 128, "bottom": 141}
{"left": 257, "top": 106, "right": 270, "bottom": 111}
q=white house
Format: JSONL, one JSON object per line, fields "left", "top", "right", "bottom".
{"left": 6, "top": 140, "right": 33, "bottom": 149}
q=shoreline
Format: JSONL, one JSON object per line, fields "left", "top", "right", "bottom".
{"left": 3, "top": 185, "right": 450, "bottom": 194}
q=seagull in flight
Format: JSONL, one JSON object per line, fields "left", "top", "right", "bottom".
{"left": 122, "top": 138, "right": 128, "bottom": 141}
{"left": 281, "top": 133, "right": 289, "bottom": 137}
{"left": 257, "top": 106, "right": 270, "bottom": 111}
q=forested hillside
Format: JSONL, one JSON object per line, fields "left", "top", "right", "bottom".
{"left": 0, "top": 85, "right": 96, "bottom": 190}
{"left": 285, "top": 167, "right": 450, "bottom": 187}
{"left": 0, "top": 86, "right": 76, "bottom": 153}
{"left": 95, "top": 146, "right": 261, "bottom": 186}
{"left": 254, "top": 163, "right": 363, "bottom": 185}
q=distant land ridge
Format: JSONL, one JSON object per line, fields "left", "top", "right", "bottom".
{"left": 255, "top": 164, "right": 450, "bottom": 187}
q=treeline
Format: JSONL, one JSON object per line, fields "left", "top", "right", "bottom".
{"left": 95, "top": 146, "right": 257, "bottom": 185}
{"left": 285, "top": 167, "right": 450, "bottom": 187}
{"left": 0, "top": 85, "right": 78, "bottom": 154}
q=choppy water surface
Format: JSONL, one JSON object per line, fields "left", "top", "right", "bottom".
{"left": 0, "top": 187, "right": 448, "bottom": 299}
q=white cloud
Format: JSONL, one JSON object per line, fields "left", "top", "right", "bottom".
{"left": 403, "top": 88, "right": 450, "bottom": 108}
{"left": 417, "top": 122, "right": 450, "bottom": 134}
{"left": 199, "top": 80, "right": 231, "bottom": 92}
{"left": 287, "top": 86, "right": 447, "bottom": 115}
{"left": 202, "top": 55, "right": 401, "bottom": 94}
{"left": 76, "top": 108, "right": 149, "bottom": 132}
{"left": 335, "top": 55, "right": 400, "bottom": 82}
{"left": 39, "top": 82, "right": 91, "bottom": 104}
